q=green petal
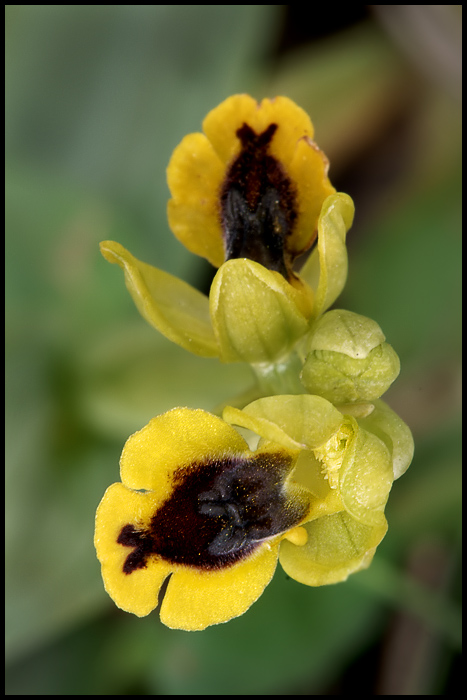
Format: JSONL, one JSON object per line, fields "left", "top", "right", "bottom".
{"left": 100, "top": 241, "right": 218, "bottom": 357}
{"left": 210, "top": 258, "right": 311, "bottom": 364}
{"left": 300, "top": 193, "right": 354, "bottom": 317}
{"left": 223, "top": 394, "right": 344, "bottom": 450}
{"left": 339, "top": 421, "right": 393, "bottom": 527}
{"left": 358, "top": 399, "right": 414, "bottom": 479}
{"left": 279, "top": 510, "right": 387, "bottom": 586}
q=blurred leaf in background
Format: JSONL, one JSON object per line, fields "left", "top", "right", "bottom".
{"left": 5, "top": 4, "right": 461, "bottom": 695}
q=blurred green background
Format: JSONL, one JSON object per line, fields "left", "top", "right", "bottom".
{"left": 5, "top": 5, "right": 461, "bottom": 695}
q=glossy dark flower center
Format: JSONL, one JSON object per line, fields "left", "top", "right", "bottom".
{"left": 220, "top": 123, "right": 298, "bottom": 279}
{"left": 118, "top": 452, "right": 307, "bottom": 573}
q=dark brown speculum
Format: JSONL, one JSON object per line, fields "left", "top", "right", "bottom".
{"left": 118, "top": 451, "right": 308, "bottom": 573}
{"left": 220, "top": 123, "right": 298, "bottom": 279}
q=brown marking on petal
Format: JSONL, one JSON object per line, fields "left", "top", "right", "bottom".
{"left": 117, "top": 452, "right": 308, "bottom": 574}
{"left": 220, "top": 123, "right": 298, "bottom": 279}
{"left": 117, "top": 524, "right": 153, "bottom": 574}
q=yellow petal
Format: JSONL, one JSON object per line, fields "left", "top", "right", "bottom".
{"left": 168, "top": 95, "right": 337, "bottom": 277}
{"left": 203, "top": 95, "right": 332, "bottom": 259}
{"left": 202, "top": 94, "right": 260, "bottom": 164}
{"left": 279, "top": 511, "right": 387, "bottom": 586}
{"left": 252, "top": 96, "right": 315, "bottom": 167}
{"left": 287, "top": 137, "right": 336, "bottom": 255}
{"left": 202, "top": 95, "right": 315, "bottom": 165}
{"left": 94, "top": 482, "right": 171, "bottom": 617}
{"left": 160, "top": 540, "right": 280, "bottom": 630}
{"left": 167, "top": 132, "right": 225, "bottom": 267}
{"left": 120, "top": 407, "right": 249, "bottom": 491}
{"left": 100, "top": 240, "right": 218, "bottom": 357}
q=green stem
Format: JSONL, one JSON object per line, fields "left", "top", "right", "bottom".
{"left": 251, "top": 351, "right": 305, "bottom": 396}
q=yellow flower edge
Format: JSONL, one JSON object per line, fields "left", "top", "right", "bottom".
{"left": 167, "top": 131, "right": 225, "bottom": 268}
{"left": 95, "top": 480, "right": 294, "bottom": 629}
{"left": 160, "top": 540, "right": 281, "bottom": 630}
{"left": 95, "top": 483, "right": 170, "bottom": 617}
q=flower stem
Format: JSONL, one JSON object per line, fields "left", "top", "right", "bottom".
{"left": 252, "top": 351, "right": 305, "bottom": 396}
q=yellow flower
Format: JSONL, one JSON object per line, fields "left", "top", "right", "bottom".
{"left": 167, "top": 94, "right": 336, "bottom": 281}
{"left": 94, "top": 408, "right": 312, "bottom": 631}
{"left": 95, "top": 398, "right": 413, "bottom": 630}
{"left": 100, "top": 95, "right": 354, "bottom": 363}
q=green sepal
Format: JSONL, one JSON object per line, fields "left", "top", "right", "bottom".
{"left": 279, "top": 510, "right": 387, "bottom": 586}
{"left": 223, "top": 394, "right": 344, "bottom": 450}
{"left": 357, "top": 398, "right": 414, "bottom": 479}
{"left": 100, "top": 241, "right": 219, "bottom": 358}
{"left": 300, "top": 193, "right": 354, "bottom": 318}
{"left": 210, "top": 258, "right": 312, "bottom": 364}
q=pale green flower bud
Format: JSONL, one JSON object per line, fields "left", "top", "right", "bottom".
{"left": 301, "top": 309, "right": 400, "bottom": 403}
